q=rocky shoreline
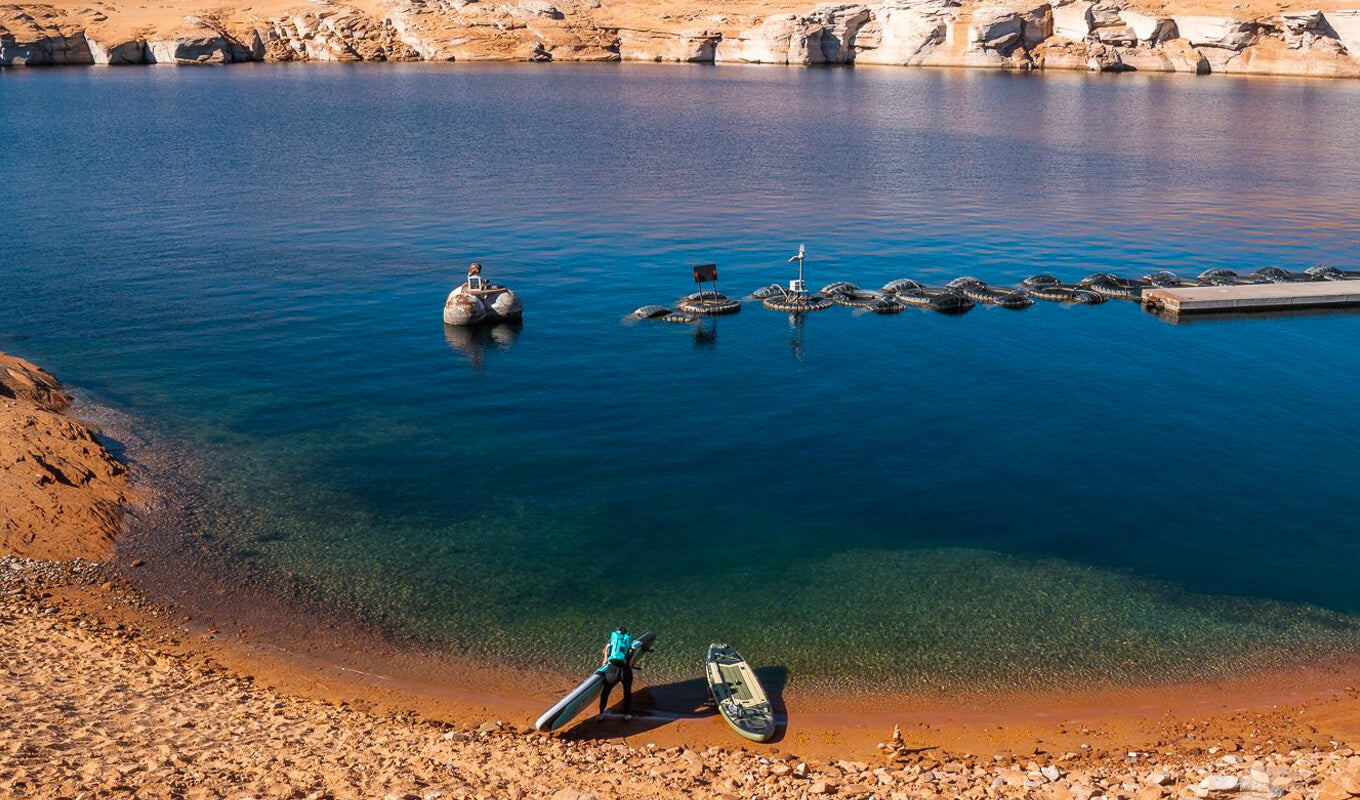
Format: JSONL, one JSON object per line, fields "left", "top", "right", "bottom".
{"left": 0, "top": 353, "right": 125, "bottom": 561}
{"left": 3, "top": 0, "right": 1360, "bottom": 78}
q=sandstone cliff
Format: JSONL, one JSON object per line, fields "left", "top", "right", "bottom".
{"left": 3, "top": 0, "right": 1360, "bottom": 76}
{"left": 0, "top": 352, "right": 126, "bottom": 561}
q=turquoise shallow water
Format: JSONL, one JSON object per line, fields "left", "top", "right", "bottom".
{"left": 4, "top": 64, "right": 1360, "bottom": 691}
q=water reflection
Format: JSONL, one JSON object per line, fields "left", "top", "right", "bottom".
{"left": 787, "top": 313, "right": 805, "bottom": 362}
{"left": 443, "top": 322, "right": 521, "bottom": 369}
{"left": 1147, "top": 305, "right": 1360, "bottom": 325}
{"left": 693, "top": 317, "right": 717, "bottom": 350}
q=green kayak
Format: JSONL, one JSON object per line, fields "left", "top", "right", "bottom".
{"left": 705, "top": 643, "right": 776, "bottom": 742}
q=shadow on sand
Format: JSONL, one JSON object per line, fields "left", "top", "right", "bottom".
{"left": 560, "top": 665, "right": 789, "bottom": 743}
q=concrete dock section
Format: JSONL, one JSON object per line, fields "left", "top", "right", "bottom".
{"left": 1143, "top": 280, "right": 1360, "bottom": 314}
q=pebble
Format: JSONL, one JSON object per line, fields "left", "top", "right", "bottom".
{"left": 1201, "top": 775, "right": 1240, "bottom": 792}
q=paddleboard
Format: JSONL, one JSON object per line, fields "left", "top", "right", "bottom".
{"left": 535, "top": 631, "right": 656, "bottom": 732}
{"left": 705, "top": 643, "right": 776, "bottom": 742}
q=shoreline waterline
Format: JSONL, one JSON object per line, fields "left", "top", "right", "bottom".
{"left": 53, "top": 546, "right": 1360, "bottom": 760}
{"left": 11, "top": 556, "right": 1360, "bottom": 800}
{"left": 15, "top": 344, "right": 1360, "bottom": 707}
{"left": 80, "top": 380, "right": 1360, "bottom": 756}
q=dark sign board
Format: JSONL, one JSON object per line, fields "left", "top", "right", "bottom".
{"left": 693, "top": 264, "right": 718, "bottom": 283}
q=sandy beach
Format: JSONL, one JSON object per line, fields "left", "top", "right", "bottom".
{"left": 7, "top": 349, "right": 1360, "bottom": 799}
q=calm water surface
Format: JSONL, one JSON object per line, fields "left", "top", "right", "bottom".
{"left": 4, "top": 64, "right": 1360, "bottom": 690}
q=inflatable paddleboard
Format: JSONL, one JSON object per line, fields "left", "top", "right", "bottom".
{"left": 705, "top": 643, "right": 776, "bottom": 742}
{"left": 535, "top": 631, "right": 656, "bottom": 732}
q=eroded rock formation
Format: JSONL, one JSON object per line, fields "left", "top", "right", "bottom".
{"left": 0, "top": 353, "right": 126, "bottom": 561}
{"left": 3, "top": 0, "right": 1360, "bottom": 76}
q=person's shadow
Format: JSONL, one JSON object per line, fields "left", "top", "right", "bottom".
{"left": 560, "top": 664, "right": 789, "bottom": 743}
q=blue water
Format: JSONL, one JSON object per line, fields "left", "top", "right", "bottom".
{"left": 4, "top": 64, "right": 1360, "bottom": 691}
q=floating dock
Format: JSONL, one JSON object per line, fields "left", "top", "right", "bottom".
{"left": 1143, "top": 280, "right": 1360, "bottom": 315}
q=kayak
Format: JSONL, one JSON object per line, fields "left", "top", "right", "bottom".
{"left": 705, "top": 643, "right": 776, "bottom": 742}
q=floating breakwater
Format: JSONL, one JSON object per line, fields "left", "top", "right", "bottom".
{"left": 629, "top": 267, "right": 1360, "bottom": 325}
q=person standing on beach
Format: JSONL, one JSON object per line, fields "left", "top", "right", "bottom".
{"left": 598, "top": 625, "right": 634, "bottom": 721}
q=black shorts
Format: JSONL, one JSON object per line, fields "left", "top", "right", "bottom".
{"left": 603, "top": 660, "right": 631, "bottom": 684}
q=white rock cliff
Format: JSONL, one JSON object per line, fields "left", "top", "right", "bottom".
{"left": 3, "top": 0, "right": 1360, "bottom": 77}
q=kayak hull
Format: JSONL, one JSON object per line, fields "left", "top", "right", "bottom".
{"left": 706, "top": 643, "right": 776, "bottom": 743}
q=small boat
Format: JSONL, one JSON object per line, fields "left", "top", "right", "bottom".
{"left": 705, "top": 643, "right": 776, "bottom": 742}
{"left": 444, "top": 264, "right": 523, "bottom": 327}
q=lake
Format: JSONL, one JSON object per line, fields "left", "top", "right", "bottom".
{"left": 4, "top": 63, "right": 1360, "bottom": 691}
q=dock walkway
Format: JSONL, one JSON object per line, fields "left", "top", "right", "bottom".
{"left": 1143, "top": 280, "right": 1360, "bottom": 314}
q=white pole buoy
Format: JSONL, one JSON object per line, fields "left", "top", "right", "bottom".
{"left": 788, "top": 244, "right": 806, "bottom": 296}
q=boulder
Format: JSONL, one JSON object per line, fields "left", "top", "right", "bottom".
{"left": 0, "top": 354, "right": 71, "bottom": 411}
{"left": 87, "top": 36, "right": 146, "bottom": 64}
{"left": 1085, "top": 40, "right": 1127, "bottom": 69}
{"left": 1281, "top": 9, "right": 1327, "bottom": 36}
{"left": 1321, "top": 9, "right": 1360, "bottom": 54}
{"left": 1162, "top": 38, "right": 1211, "bottom": 72}
{"left": 1092, "top": 24, "right": 1135, "bottom": 45}
{"left": 1122, "top": 10, "right": 1177, "bottom": 44}
{"left": 1021, "top": 4, "right": 1053, "bottom": 46}
{"left": 967, "top": 7, "right": 1024, "bottom": 53}
{"left": 1200, "top": 775, "right": 1239, "bottom": 793}
{"left": 713, "top": 13, "right": 801, "bottom": 62}
{"left": 853, "top": 0, "right": 953, "bottom": 65}
{"left": 1051, "top": 1, "right": 1092, "bottom": 40}
{"left": 0, "top": 31, "right": 92, "bottom": 64}
{"left": 617, "top": 28, "right": 719, "bottom": 61}
{"left": 1031, "top": 36, "right": 1089, "bottom": 67}
{"left": 146, "top": 18, "right": 259, "bottom": 64}
{"left": 147, "top": 35, "right": 234, "bottom": 64}
{"left": 1087, "top": 1, "right": 1123, "bottom": 28}
{"left": 809, "top": 3, "right": 872, "bottom": 63}
{"left": 1173, "top": 15, "right": 1255, "bottom": 50}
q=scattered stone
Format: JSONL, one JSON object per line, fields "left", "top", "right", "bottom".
{"left": 1147, "top": 771, "right": 1172, "bottom": 785}
{"left": 1200, "top": 775, "right": 1240, "bottom": 792}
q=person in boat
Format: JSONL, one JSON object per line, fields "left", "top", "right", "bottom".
{"left": 466, "top": 262, "right": 484, "bottom": 289}
{"left": 598, "top": 625, "right": 635, "bottom": 721}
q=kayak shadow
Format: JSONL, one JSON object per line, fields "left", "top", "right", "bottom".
{"left": 558, "top": 674, "right": 714, "bottom": 741}
{"left": 559, "top": 665, "right": 791, "bottom": 744}
{"left": 754, "top": 665, "right": 789, "bottom": 744}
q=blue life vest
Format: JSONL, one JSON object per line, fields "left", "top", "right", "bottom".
{"left": 608, "top": 630, "right": 632, "bottom": 663}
